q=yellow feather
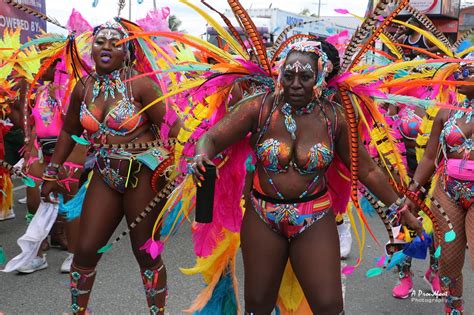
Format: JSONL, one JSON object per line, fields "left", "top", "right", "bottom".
{"left": 379, "top": 33, "right": 403, "bottom": 60}
{"left": 179, "top": 0, "right": 247, "bottom": 58}
{"left": 277, "top": 261, "right": 305, "bottom": 311}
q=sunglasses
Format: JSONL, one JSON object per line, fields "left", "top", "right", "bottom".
{"left": 454, "top": 67, "right": 473, "bottom": 80}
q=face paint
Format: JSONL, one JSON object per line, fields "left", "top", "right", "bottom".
{"left": 284, "top": 60, "right": 314, "bottom": 73}
{"left": 97, "top": 29, "right": 122, "bottom": 41}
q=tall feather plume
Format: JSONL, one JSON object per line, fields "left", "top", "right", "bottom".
{"left": 404, "top": 4, "right": 452, "bottom": 51}
{"left": 347, "top": 0, "right": 410, "bottom": 72}
{"left": 453, "top": 28, "right": 474, "bottom": 50}
{"left": 270, "top": 20, "right": 321, "bottom": 56}
{"left": 4, "top": 0, "right": 66, "bottom": 30}
{"left": 227, "top": 0, "right": 271, "bottom": 74}
{"left": 117, "top": 0, "right": 126, "bottom": 17}
{"left": 340, "top": 0, "right": 391, "bottom": 72}
{"left": 200, "top": 0, "right": 247, "bottom": 53}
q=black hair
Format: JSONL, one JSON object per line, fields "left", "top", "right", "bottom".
{"left": 320, "top": 40, "right": 340, "bottom": 81}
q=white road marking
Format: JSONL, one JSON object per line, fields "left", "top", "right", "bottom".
{"left": 13, "top": 185, "right": 26, "bottom": 192}
{"left": 341, "top": 261, "right": 347, "bottom": 303}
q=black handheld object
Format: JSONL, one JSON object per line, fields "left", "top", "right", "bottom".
{"left": 195, "top": 163, "right": 216, "bottom": 223}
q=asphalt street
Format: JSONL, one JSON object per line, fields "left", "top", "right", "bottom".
{"left": 1, "top": 185, "right": 473, "bottom": 314}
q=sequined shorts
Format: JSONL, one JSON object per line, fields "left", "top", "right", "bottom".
{"left": 250, "top": 189, "right": 332, "bottom": 239}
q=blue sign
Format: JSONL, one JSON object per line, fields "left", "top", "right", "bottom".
{"left": 286, "top": 16, "right": 304, "bottom": 27}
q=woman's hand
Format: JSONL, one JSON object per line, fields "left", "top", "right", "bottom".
{"left": 404, "top": 197, "right": 419, "bottom": 216}
{"left": 399, "top": 207, "right": 423, "bottom": 237}
{"left": 40, "top": 180, "right": 61, "bottom": 203}
{"left": 189, "top": 154, "right": 215, "bottom": 186}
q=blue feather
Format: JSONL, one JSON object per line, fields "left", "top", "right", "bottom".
{"left": 20, "top": 36, "right": 66, "bottom": 50}
{"left": 360, "top": 195, "right": 376, "bottom": 217}
{"left": 193, "top": 272, "right": 237, "bottom": 315}
{"left": 161, "top": 200, "right": 184, "bottom": 237}
{"left": 386, "top": 251, "right": 407, "bottom": 270}
{"left": 58, "top": 180, "right": 88, "bottom": 221}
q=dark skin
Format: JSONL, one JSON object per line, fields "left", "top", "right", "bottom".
{"left": 403, "top": 65, "right": 474, "bottom": 305}
{"left": 41, "top": 28, "right": 181, "bottom": 315}
{"left": 193, "top": 52, "right": 421, "bottom": 314}
{"left": 406, "top": 65, "right": 474, "bottom": 206}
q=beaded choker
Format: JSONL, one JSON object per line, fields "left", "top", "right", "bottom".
{"left": 281, "top": 102, "right": 317, "bottom": 140}
{"left": 455, "top": 99, "right": 474, "bottom": 123}
{"left": 92, "top": 69, "right": 126, "bottom": 102}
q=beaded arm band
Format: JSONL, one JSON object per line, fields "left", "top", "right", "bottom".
{"left": 42, "top": 162, "right": 60, "bottom": 181}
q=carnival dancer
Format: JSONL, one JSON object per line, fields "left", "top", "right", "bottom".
{"left": 40, "top": 18, "right": 181, "bottom": 315}
{"left": 190, "top": 40, "right": 422, "bottom": 315}
{"left": 12, "top": 54, "right": 87, "bottom": 274}
{"left": 0, "top": 80, "right": 15, "bottom": 222}
{"left": 384, "top": 101, "right": 441, "bottom": 298}
{"left": 404, "top": 60, "right": 474, "bottom": 314}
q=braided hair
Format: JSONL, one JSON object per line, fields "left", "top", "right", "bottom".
{"left": 320, "top": 40, "right": 340, "bottom": 82}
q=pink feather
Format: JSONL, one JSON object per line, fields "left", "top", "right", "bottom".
{"left": 192, "top": 222, "right": 225, "bottom": 257}
{"left": 327, "top": 155, "right": 351, "bottom": 215}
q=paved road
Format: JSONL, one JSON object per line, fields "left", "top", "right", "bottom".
{"left": 1, "top": 186, "right": 473, "bottom": 314}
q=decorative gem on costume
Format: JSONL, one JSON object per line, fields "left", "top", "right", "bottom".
{"left": 92, "top": 70, "right": 126, "bottom": 102}
{"left": 454, "top": 99, "right": 474, "bottom": 124}
{"left": 281, "top": 102, "right": 317, "bottom": 140}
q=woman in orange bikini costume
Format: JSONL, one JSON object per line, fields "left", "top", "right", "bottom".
{"left": 41, "top": 19, "right": 181, "bottom": 315}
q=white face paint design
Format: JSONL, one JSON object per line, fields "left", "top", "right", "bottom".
{"left": 93, "top": 29, "right": 124, "bottom": 50}
{"left": 284, "top": 60, "right": 314, "bottom": 73}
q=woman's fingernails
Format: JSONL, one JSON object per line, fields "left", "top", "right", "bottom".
{"left": 197, "top": 182, "right": 202, "bottom": 187}
{"left": 200, "top": 176, "right": 205, "bottom": 181}
{"left": 201, "top": 166, "right": 206, "bottom": 172}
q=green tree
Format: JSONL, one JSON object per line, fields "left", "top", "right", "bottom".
{"left": 299, "top": 8, "right": 318, "bottom": 18}
{"left": 168, "top": 14, "right": 183, "bottom": 32}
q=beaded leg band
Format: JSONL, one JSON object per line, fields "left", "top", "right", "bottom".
{"left": 141, "top": 264, "right": 167, "bottom": 315}
{"left": 70, "top": 264, "right": 97, "bottom": 315}
{"left": 445, "top": 295, "right": 464, "bottom": 315}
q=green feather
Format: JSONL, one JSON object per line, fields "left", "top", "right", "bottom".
{"left": 0, "top": 246, "right": 6, "bottom": 265}
{"left": 20, "top": 36, "right": 66, "bottom": 50}
{"left": 71, "top": 135, "right": 90, "bottom": 146}
{"left": 22, "top": 176, "right": 36, "bottom": 187}
{"left": 366, "top": 267, "right": 383, "bottom": 278}
{"left": 97, "top": 243, "right": 113, "bottom": 254}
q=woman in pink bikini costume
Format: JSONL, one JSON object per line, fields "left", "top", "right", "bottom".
{"left": 405, "top": 61, "right": 474, "bottom": 314}
{"left": 20, "top": 57, "right": 87, "bottom": 274}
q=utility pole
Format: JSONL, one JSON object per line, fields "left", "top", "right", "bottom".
{"left": 153, "top": 0, "right": 157, "bottom": 10}
{"left": 129, "top": 0, "right": 132, "bottom": 20}
{"left": 318, "top": 0, "right": 321, "bottom": 17}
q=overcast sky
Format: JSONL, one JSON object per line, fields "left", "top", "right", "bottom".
{"left": 47, "top": 0, "right": 369, "bottom": 36}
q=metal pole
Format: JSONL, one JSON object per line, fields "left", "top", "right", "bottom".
{"left": 318, "top": 0, "right": 321, "bottom": 17}
{"left": 153, "top": 0, "right": 157, "bottom": 10}
{"left": 129, "top": 0, "right": 132, "bottom": 20}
